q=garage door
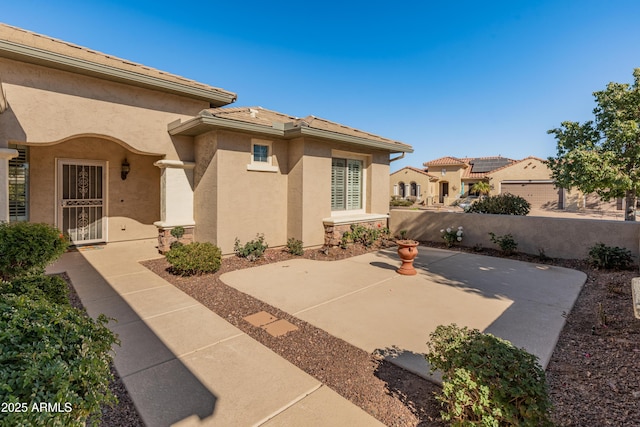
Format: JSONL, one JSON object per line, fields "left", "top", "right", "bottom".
{"left": 501, "top": 182, "right": 562, "bottom": 209}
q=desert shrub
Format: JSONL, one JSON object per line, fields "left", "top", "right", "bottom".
{"left": 489, "top": 232, "right": 518, "bottom": 255}
{"left": 426, "top": 324, "right": 551, "bottom": 426}
{"left": 166, "top": 242, "right": 222, "bottom": 275}
{"left": 466, "top": 193, "right": 530, "bottom": 216}
{"left": 0, "top": 295, "right": 118, "bottom": 426}
{"left": 390, "top": 198, "right": 414, "bottom": 207}
{"left": 588, "top": 243, "right": 634, "bottom": 270}
{"left": 234, "top": 234, "right": 268, "bottom": 261}
{"left": 0, "top": 222, "right": 69, "bottom": 281}
{"left": 341, "top": 224, "right": 390, "bottom": 248}
{"left": 1, "top": 274, "right": 69, "bottom": 305}
{"left": 286, "top": 238, "right": 304, "bottom": 256}
{"left": 170, "top": 226, "right": 185, "bottom": 239}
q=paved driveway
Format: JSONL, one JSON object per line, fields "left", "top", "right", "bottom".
{"left": 221, "top": 247, "right": 587, "bottom": 380}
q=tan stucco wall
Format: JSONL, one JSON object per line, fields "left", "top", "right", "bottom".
{"left": 390, "top": 209, "right": 640, "bottom": 260}
{"left": 488, "top": 158, "right": 553, "bottom": 195}
{"left": 29, "top": 137, "right": 161, "bottom": 241}
{"left": 0, "top": 58, "right": 205, "bottom": 160}
{"left": 193, "top": 132, "right": 219, "bottom": 244}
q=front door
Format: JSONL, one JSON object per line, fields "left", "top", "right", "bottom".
{"left": 57, "top": 159, "right": 107, "bottom": 245}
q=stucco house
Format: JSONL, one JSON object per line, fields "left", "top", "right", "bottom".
{"left": 0, "top": 24, "right": 413, "bottom": 254}
{"left": 391, "top": 156, "right": 563, "bottom": 209}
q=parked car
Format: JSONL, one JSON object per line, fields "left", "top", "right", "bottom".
{"left": 456, "top": 196, "right": 478, "bottom": 211}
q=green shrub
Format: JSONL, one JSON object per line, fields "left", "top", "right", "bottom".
{"left": 588, "top": 243, "right": 634, "bottom": 270}
{"left": 286, "top": 238, "right": 304, "bottom": 256}
{"left": 489, "top": 232, "right": 518, "bottom": 255}
{"left": 170, "top": 226, "right": 185, "bottom": 239}
{"left": 0, "top": 295, "right": 118, "bottom": 426}
{"left": 0, "top": 222, "right": 69, "bottom": 281}
{"left": 440, "top": 226, "right": 464, "bottom": 247}
{"left": 390, "top": 198, "right": 414, "bottom": 207}
{"left": 341, "top": 224, "right": 389, "bottom": 249}
{"left": 467, "top": 193, "right": 531, "bottom": 216}
{"left": 234, "top": 234, "right": 268, "bottom": 261}
{"left": 1, "top": 274, "right": 69, "bottom": 305}
{"left": 426, "top": 324, "right": 551, "bottom": 426}
{"left": 166, "top": 242, "right": 222, "bottom": 275}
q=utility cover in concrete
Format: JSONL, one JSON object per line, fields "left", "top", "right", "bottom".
{"left": 244, "top": 311, "right": 278, "bottom": 327}
{"left": 262, "top": 319, "right": 299, "bottom": 337}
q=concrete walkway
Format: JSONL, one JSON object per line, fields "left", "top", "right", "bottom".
{"left": 221, "top": 247, "right": 587, "bottom": 381}
{"left": 47, "top": 239, "right": 383, "bottom": 427}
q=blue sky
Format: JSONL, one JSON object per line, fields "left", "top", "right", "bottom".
{"left": 3, "top": 1, "right": 640, "bottom": 172}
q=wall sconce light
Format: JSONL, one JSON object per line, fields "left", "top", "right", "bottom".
{"left": 121, "top": 159, "right": 130, "bottom": 180}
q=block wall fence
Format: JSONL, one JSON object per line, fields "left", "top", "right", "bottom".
{"left": 389, "top": 209, "right": 640, "bottom": 261}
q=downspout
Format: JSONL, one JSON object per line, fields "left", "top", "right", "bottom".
{"left": 390, "top": 152, "right": 405, "bottom": 162}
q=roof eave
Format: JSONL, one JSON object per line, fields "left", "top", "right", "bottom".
{"left": 292, "top": 126, "right": 413, "bottom": 153}
{"left": 0, "top": 39, "right": 237, "bottom": 106}
{"left": 169, "top": 116, "right": 414, "bottom": 153}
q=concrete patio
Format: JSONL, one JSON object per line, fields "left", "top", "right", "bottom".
{"left": 221, "top": 246, "right": 587, "bottom": 380}
{"left": 47, "top": 240, "right": 587, "bottom": 426}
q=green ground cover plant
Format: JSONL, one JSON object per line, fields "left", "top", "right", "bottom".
{"left": 489, "top": 232, "right": 518, "bottom": 255}
{"left": 286, "top": 238, "right": 304, "bottom": 256}
{"left": 234, "top": 234, "right": 268, "bottom": 261}
{"left": 426, "top": 324, "right": 551, "bottom": 426}
{"left": 587, "top": 242, "right": 634, "bottom": 270}
{"left": 166, "top": 242, "right": 222, "bottom": 275}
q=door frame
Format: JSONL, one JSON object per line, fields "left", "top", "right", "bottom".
{"left": 55, "top": 158, "right": 108, "bottom": 244}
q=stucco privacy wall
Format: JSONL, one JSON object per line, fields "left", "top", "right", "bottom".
{"left": 0, "top": 58, "right": 206, "bottom": 159}
{"left": 389, "top": 209, "right": 640, "bottom": 260}
{"left": 29, "top": 138, "right": 162, "bottom": 241}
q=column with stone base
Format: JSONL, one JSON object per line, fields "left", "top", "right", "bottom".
{"left": 154, "top": 160, "right": 196, "bottom": 253}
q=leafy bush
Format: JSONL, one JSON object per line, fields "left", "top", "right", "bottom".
{"left": 0, "top": 222, "right": 69, "bottom": 281}
{"left": 588, "top": 243, "right": 634, "bottom": 270}
{"left": 340, "top": 224, "right": 390, "bottom": 248}
{"left": 426, "top": 324, "right": 551, "bottom": 426}
{"left": 286, "top": 238, "right": 304, "bottom": 256}
{"left": 166, "top": 242, "right": 222, "bottom": 275}
{"left": 440, "top": 226, "right": 464, "bottom": 247}
{"left": 1, "top": 274, "right": 69, "bottom": 305}
{"left": 466, "top": 193, "right": 531, "bottom": 216}
{"left": 234, "top": 234, "right": 268, "bottom": 261}
{"left": 170, "top": 226, "right": 185, "bottom": 239}
{"left": 390, "top": 198, "right": 414, "bottom": 207}
{"left": 0, "top": 295, "right": 118, "bottom": 426}
{"left": 489, "top": 232, "right": 518, "bottom": 255}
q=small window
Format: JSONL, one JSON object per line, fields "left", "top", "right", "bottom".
{"left": 247, "top": 140, "right": 278, "bottom": 172}
{"left": 9, "top": 144, "right": 29, "bottom": 222}
{"left": 253, "top": 144, "right": 269, "bottom": 163}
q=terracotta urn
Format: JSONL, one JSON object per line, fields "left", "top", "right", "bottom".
{"left": 396, "top": 239, "right": 419, "bottom": 276}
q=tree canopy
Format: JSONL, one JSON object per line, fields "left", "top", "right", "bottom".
{"left": 547, "top": 68, "right": 640, "bottom": 221}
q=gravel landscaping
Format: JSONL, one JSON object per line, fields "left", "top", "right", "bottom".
{"left": 67, "top": 241, "right": 640, "bottom": 426}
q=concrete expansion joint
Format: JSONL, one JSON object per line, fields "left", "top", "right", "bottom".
{"left": 252, "top": 383, "right": 324, "bottom": 427}
{"left": 293, "top": 275, "right": 397, "bottom": 316}
{"left": 140, "top": 303, "right": 201, "bottom": 320}
{"left": 119, "top": 284, "right": 174, "bottom": 296}
{"left": 175, "top": 332, "right": 246, "bottom": 359}
{"left": 119, "top": 356, "right": 177, "bottom": 381}
{"left": 101, "top": 270, "right": 156, "bottom": 280}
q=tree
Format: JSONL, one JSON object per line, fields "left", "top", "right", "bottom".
{"left": 547, "top": 68, "right": 640, "bottom": 221}
{"left": 472, "top": 180, "right": 492, "bottom": 198}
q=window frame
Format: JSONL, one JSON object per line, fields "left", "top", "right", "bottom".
{"left": 8, "top": 144, "right": 29, "bottom": 222}
{"left": 247, "top": 139, "right": 278, "bottom": 172}
{"left": 330, "top": 150, "right": 369, "bottom": 215}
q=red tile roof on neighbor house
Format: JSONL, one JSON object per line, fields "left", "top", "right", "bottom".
{"left": 203, "top": 106, "right": 412, "bottom": 150}
{"left": 391, "top": 166, "right": 439, "bottom": 180}
{"left": 0, "top": 23, "right": 237, "bottom": 105}
{"left": 423, "top": 155, "right": 517, "bottom": 179}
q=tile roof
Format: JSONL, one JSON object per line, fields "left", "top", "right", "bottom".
{"left": 391, "top": 166, "right": 439, "bottom": 179}
{"left": 423, "top": 155, "right": 518, "bottom": 179}
{"left": 0, "top": 23, "right": 237, "bottom": 104}
{"left": 204, "top": 106, "right": 412, "bottom": 149}
{"left": 423, "top": 156, "right": 468, "bottom": 166}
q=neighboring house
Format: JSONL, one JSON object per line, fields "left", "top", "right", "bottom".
{"left": 391, "top": 156, "right": 565, "bottom": 209}
{"left": 389, "top": 166, "right": 438, "bottom": 204}
{"left": 0, "top": 24, "right": 413, "bottom": 254}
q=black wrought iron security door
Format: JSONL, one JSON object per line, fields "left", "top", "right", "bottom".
{"left": 58, "top": 160, "right": 106, "bottom": 244}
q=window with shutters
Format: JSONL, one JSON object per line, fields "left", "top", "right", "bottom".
{"left": 8, "top": 144, "right": 29, "bottom": 222}
{"left": 331, "top": 158, "right": 363, "bottom": 211}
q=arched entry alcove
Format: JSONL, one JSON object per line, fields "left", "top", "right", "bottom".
{"left": 25, "top": 134, "right": 163, "bottom": 243}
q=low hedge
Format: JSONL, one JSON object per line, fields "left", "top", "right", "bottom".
{"left": 0, "top": 295, "right": 118, "bottom": 426}
{"left": 166, "top": 242, "right": 222, "bottom": 275}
